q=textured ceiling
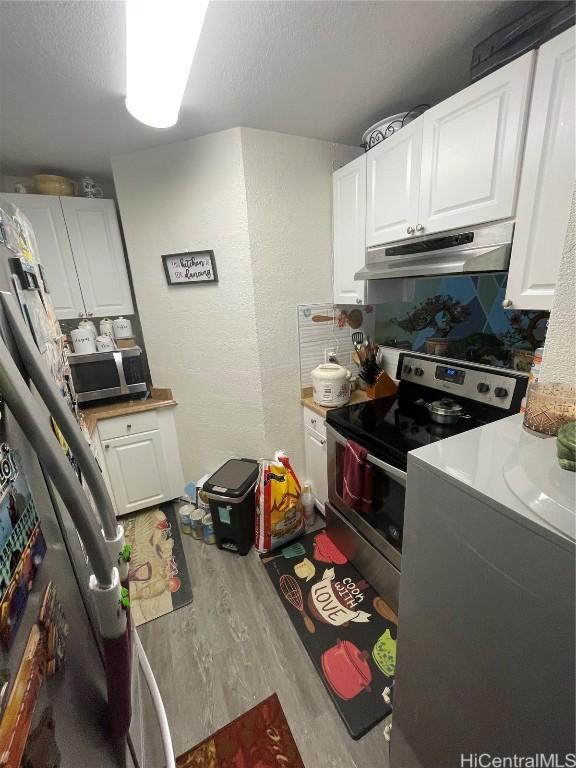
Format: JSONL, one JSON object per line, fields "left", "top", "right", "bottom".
{"left": 0, "top": 0, "right": 532, "bottom": 181}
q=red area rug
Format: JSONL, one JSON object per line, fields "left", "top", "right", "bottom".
{"left": 176, "top": 694, "right": 304, "bottom": 768}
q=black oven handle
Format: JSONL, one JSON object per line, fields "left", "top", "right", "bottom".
{"left": 327, "top": 424, "right": 407, "bottom": 487}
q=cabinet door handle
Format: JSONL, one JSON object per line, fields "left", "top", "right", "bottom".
{"left": 406, "top": 226, "right": 415, "bottom": 235}
{"left": 415, "top": 223, "right": 424, "bottom": 232}
{"left": 356, "top": 298, "right": 362, "bottom": 305}
{"left": 126, "top": 423, "right": 132, "bottom": 430}
{"left": 502, "top": 299, "right": 513, "bottom": 309}
{"left": 78, "top": 312, "right": 85, "bottom": 318}
{"left": 320, "top": 438, "right": 326, "bottom": 446}
{"left": 105, "top": 444, "right": 110, "bottom": 450}
{"left": 311, "top": 418, "right": 317, "bottom": 425}
{"left": 87, "top": 311, "right": 94, "bottom": 317}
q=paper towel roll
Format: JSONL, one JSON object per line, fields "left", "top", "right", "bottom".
{"left": 539, "top": 185, "right": 576, "bottom": 388}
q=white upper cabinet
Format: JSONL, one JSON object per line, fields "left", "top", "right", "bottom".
{"left": 60, "top": 198, "right": 134, "bottom": 318}
{"left": 2, "top": 193, "right": 86, "bottom": 318}
{"left": 505, "top": 28, "right": 575, "bottom": 310}
{"left": 1, "top": 194, "right": 133, "bottom": 320}
{"left": 364, "top": 52, "right": 535, "bottom": 248}
{"left": 366, "top": 120, "right": 422, "bottom": 247}
{"left": 333, "top": 155, "right": 367, "bottom": 304}
{"left": 419, "top": 51, "right": 535, "bottom": 236}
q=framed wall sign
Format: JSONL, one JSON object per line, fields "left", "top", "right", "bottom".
{"left": 161, "top": 251, "right": 218, "bottom": 286}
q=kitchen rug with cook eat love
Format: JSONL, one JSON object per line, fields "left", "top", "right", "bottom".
{"left": 124, "top": 504, "right": 193, "bottom": 627}
{"left": 176, "top": 693, "right": 304, "bottom": 768}
{"left": 261, "top": 529, "right": 398, "bottom": 739}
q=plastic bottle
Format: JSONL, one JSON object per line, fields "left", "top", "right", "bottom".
{"left": 301, "top": 483, "right": 315, "bottom": 528}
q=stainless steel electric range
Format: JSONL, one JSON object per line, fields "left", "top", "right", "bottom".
{"left": 325, "top": 351, "right": 528, "bottom": 612}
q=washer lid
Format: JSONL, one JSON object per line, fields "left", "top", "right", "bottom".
{"left": 503, "top": 437, "right": 576, "bottom": 543}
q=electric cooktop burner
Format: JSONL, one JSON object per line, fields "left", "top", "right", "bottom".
{"left": 326, "top": 352, "right": 528, "bottom": 471}
{"left": 327, "top": 396, "right": 488, "bottom": 470}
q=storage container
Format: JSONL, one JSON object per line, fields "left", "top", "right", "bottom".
{"left": 470, "top": 2, "right": 574, "bottom": 82}
{"left": 203, "top": 459, "right": 259, "bottom": 555}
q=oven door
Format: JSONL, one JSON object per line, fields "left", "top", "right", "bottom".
{"left": 327, "top": 423, "right": 405, "bottom": 570}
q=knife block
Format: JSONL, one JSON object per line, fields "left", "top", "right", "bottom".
{"left": 367, "top": 370, "right": 398, "bottom": 399}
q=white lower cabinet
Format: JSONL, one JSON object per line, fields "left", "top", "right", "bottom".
{"left": 95, "top": 406, "right": 184, "bottom": 516}
{"left": 104, "top": 430, "right": 168, "bottom": 514}
{"left": 303, "top": 406, "right": 328, "bottom": 511}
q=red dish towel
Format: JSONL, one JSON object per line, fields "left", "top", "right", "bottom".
{"left": 342, "top": 439, "right": 374, "bottom": 515}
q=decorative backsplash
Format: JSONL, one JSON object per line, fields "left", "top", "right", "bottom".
{"left": 297, "top": 304, "right": 375, "bottom": 389}
{"left": 374, "top": 273, "right": 548, "bottom": 371}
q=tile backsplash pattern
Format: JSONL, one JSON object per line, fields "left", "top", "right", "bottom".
{"left": 374, "top": 273, "right": 548, "bottom": 371}
{"left": 297, "top": 303, "right": 375, "bottom": 389}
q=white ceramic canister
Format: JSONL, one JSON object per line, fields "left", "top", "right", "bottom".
{"left": 113, "top": 316, "right": 133, "bottom": 339}
{"left": 96, "top": 335, "right": 115, "bottom": 352}
{"left": 70, "top": 328, "right": 97, "bottom": 354}
{"left": 78, "top": 319, "right": 97, "bottom": 339}
{"left": 99, "top": 318, "right": 114, "bottom": 338}
{"left": 311, "top": 363, "right": 351, "bottom": 407}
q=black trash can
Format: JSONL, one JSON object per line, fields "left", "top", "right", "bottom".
{"left": 203, "top": 459, "right": 259, "bottom": 555}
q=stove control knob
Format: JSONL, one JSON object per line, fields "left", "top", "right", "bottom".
{"left": 414, "top": 367, "right": 424, "bottom": 377}
{"left": 477, "top": 383, "right": 490, "bottom": 394}
{"left": 494, "top": 386, "right": 508, "bottom": 398}
{"left": 403, "top": 364, "right": 412, "bottom": 374}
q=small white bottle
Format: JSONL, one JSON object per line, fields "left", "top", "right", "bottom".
{"left": 301, "top": 483, "right": 315, "bottom": 528}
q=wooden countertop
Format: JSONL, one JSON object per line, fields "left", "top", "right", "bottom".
{"left": 80, "top": 387, "right": 177, "bottom": 435}
{"left": 300, "top": 388, "right": 370, "bottom": 417}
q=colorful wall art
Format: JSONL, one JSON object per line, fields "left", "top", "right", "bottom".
{"left": 374, "top": 273, "right": 548, "bottom": 371}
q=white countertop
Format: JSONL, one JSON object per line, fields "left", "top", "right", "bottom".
{"left": 408, "top": 414, "right": 575, "bottom": 549}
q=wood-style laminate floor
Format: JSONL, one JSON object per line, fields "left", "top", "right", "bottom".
{"left": 139, "top": 532, "right": 391, "bottom": 767}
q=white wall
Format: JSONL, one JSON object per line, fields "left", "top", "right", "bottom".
{"left": 112, "top": 127, "right": 359, "bottom": 481}
{"left": 113, "top": 129, "right": 265, "bottom": 480}
{"left": 241, "top": 128, "right": 359, "bottom": 476}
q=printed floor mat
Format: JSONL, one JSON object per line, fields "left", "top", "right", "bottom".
{"left": 261, "top": 529, "right": 397, "bottom": 739}
{"left": 124, "top": 505, "right": 193, "bottom": 626}
{"left": 176, "top": 693, "right": 304, "bottom": 768}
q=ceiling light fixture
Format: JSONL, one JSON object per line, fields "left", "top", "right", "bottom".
{"left": 125, "top": 0, "right": 209, "bottom": 129}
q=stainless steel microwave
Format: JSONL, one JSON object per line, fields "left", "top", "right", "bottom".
{"left": 68, "top": 347, "right": 147, "bottom": 403}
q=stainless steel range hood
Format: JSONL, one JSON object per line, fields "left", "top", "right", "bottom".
{"left": 355, "top": 221, "right": 514, "bottom": 280}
